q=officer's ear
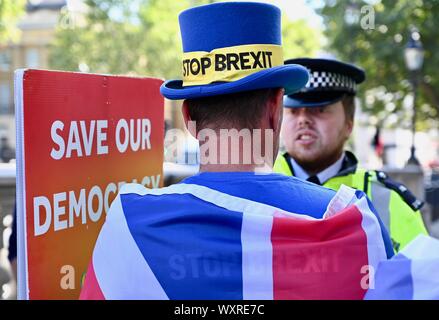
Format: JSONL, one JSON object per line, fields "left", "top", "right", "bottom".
{"left": 344, "top": 111, "right": 354, "bottom": 139}
{"left": 182, "top": 100, "right": 197, "bottom": 138}
{"left": 341, "top": 95, "right": 355, "bottom": 137}
{"left": 346, "top": 118, "right": 354, "bottom": 135}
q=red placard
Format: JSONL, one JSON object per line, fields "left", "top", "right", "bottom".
{"left": 15, "top": 69, "right": 164, "bottom": 299}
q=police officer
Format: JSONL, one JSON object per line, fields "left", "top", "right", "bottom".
{"left": 274, "top": 58, "right": 428, "bottom": 252}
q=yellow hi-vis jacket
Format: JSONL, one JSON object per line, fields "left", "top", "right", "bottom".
{"left": 273, "top": 151, "right": 428, "bottom": 252}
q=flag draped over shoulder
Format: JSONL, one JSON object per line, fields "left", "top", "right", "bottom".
{"left": 80, "top": 183, "right": 387, "bottom": 300}
{"left": 365, "top": 235, "right": 439, "bottom": 300}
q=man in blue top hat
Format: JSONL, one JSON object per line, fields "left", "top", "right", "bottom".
{"left": 274, "top": 58, "right": 428, "bottom": 252}
{"left": 81, "top": 3, "right": 393, "bottom": 300}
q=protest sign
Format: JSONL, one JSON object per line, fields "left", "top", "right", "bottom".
{"left": 14, "top": 69, "right": 164, "bottom": 299}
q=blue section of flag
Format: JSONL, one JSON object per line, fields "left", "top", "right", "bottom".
{"left": 365, "top": 255, "right": 413, "bottom": 300}
{"left": 121, "top": 193, "right": 244, "bottom": 300}
{"left": 365, "top": 235, "right": 439, "bottom": 300}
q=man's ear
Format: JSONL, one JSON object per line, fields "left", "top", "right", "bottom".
{"left": 347, "top": 118, "right": 354, "bottom": 134}
{"left": 269, "top": 88, "right": 284, "bottom": 132}
{"left": 345, "top": 118, "right": 354, "bottom": 140}
{"left": 182, "top": 100, "right": 197, "bottom": 137}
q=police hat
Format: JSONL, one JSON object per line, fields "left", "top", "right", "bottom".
{"left": 283, "top": 58, "right": 366, "bottom": 108}
{"left": 160, "top": 2, "right": 309, "bottom": 100}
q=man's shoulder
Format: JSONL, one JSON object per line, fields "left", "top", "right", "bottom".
{"left": 271, "top": 173, "right": 336, "bottom": 195}
{"left": 118, "top": 177, "right": 335, "bottom": 200}
{"left": 256, "top": 174, "right": 337, "bottom": 217}
{"left": 117, "top": 183, "right": 199, "bottom": 207}
{"left": 116, "top": 176, "right": 336, "bottom": 220}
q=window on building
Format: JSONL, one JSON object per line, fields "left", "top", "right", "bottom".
{"left": 26, "top": 48, "right": 40, "bottom": 68}
{"left": 0, "top": 83, "right": 11, "bottom": 114}
{"left": 0, "top": 51, "right": 12, "bottom": 72}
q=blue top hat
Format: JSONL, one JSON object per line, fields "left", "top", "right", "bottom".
{"left": 283, "top": 58, "right": 366, "bottom": 108}
{"left": 160, "top": 2, "right": 309, "bottom": 100}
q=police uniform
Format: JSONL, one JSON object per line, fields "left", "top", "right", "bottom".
{"left": 274, "top": 58, "right": 428, "bottom": 252}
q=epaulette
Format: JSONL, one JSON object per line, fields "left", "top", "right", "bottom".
{"left": 374, "top": 170, "right": 424, "bottom": 211}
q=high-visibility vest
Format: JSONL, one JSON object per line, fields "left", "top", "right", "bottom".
{"left": 273, "top": 152, "right": 428, "bottom": 252}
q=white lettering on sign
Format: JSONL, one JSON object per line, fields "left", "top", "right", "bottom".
{"left": 96, "top": 120, "right": 109, "bottom": 155}
{"left": 49, "top": 118, "right": 152, "bottom": 159}
{"left": 50, "top": 120, "right": 109, "bottom": 159}
{"left": 50, "top": 120, "right": 65, "bottom": 160}
{"left": 115, "top": 118, "right": 151, "bottom": 153}
{"left": 33, "top": 175, "right": 161, "bottom": 236}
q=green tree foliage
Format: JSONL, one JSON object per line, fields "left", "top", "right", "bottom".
{"left": 50, "top": 0, "right": 212, "bottom": 79}
{"left": 282, "top": 16, "right": 322, "bottom": 59}
{"left": 49, "top": 0, "right": 321, "bottom": 80}
{"left": 0, "top": 0, "right": 25, "bottom": 44}
{"left": 314, "top": 0, "right": 439, "bottom": 129}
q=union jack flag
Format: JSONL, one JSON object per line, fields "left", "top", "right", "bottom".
{"left": 80, "top": 174, "right": 391, "bottom": 300}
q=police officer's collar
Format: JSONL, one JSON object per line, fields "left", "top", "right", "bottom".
{"left": 289, "top": 153, "right": 345, "bottom": 184}
{"left": 284, "top": 151, "right": 357, "bottom": 181}
{"left": 335, "top": 150, "right": 359, "bottom": 177}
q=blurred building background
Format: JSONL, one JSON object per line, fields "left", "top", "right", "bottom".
{"left": 0, "top": 0, "right": 66, "bottom": 148}
{"left": 1, "top": 1, "right": 439, "bottom": 168}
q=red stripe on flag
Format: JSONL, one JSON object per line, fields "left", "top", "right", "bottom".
{"left": 79, "top": 261, "right": 105, "bottom": 300}
{"left": 271, "top": 205, "right": 369, "bottom": 299}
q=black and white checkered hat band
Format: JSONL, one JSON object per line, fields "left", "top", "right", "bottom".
{"left": 300, "top": 69, "right": 357, "bottom": 93}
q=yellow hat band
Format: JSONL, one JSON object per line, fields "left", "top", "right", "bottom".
{"left": 182, "top": 44, "right": 283, "bottom": 86}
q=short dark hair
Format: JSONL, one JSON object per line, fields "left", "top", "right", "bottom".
{"left": 185, "top": 88, "right": 279, "bottom": 131}
{"left": 341, "top": 94, "right": 355, "bottom": 122}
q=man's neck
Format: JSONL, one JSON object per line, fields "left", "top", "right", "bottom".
{"left": 196, "top": 129, "right": 277, "bottom": 174}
